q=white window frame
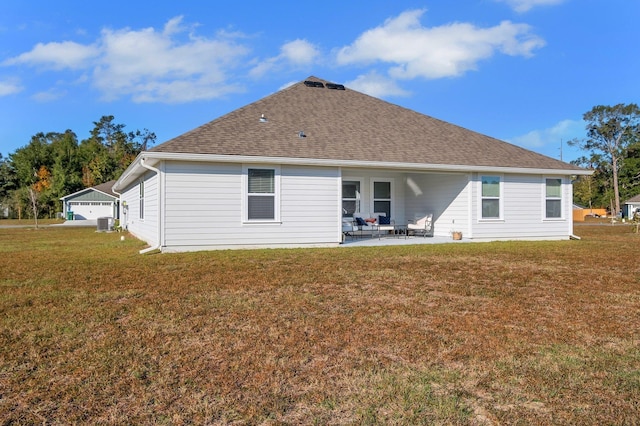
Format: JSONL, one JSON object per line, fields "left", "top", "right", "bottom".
{"left": 479, "top": 174, "right": 503, "bottom": 220}
{"left": 342, "top": 179, "right": 363, "bottom": 217}
{"left": 242, "top": 165, "right": 281, "bottom": 223}
{"left": 139, "top": 178, "right": 144, "bottom": 220}
{"left": 371, "top": 178, "right": 394, "bottom": 218}
{"left": 543, "top": 177, "right": 564, "bottom": 220}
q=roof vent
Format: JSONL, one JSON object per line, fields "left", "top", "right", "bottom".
{"left": 304, "top": 80, "right": 324, "bottom": 88}
{"left": 259, "top": 114, "right": 268, "bottom": 123}
{"left": 298, "top": 131, "right": 306, "bottom": 138}
{"left": 326, "top": 83, "right": 345, "bottom": 90}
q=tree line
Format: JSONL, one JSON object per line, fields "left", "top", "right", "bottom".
{"left": 0, "top": 115, "right": 155, "bottom": 220}
{"left": 1, "top": 105, "right": 638, "bottom": 222}
{"left": 570, "top": 103, "right": 640, "bottom": 217}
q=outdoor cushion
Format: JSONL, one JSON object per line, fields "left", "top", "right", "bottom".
{"left": 379, "top": 215, "right": 391, "bottom": 225}
{"left": 355, "top": 217, "right": 367, "bottom": 226}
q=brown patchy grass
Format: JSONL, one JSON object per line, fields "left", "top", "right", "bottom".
{"left": 0, "top": 218, "right": 64, "bottom": 226}
{"left": 0, "top": 225, "right": 639, "bottom": 424}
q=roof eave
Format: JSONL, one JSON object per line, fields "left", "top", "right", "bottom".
{"left": 131, "top": 152, "right": 592, "bottom": 176}
{"left": 113, "top": 153, "right": 146, "bottom": 192}
{"left": 59, "top": 187, "right": 118, "bottom": 201}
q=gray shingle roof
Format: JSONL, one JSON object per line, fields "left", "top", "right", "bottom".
{"left": 92, "top": 180, "right": 118, "bottom": 198}
{"left": 150, "top": 76, "right": 583, "bottom": 171}
{"left": 625, "top": 194, "right": 640, "bottom": 203}
{"left": 61, "top": 180, "right": 118, "bottom": 201}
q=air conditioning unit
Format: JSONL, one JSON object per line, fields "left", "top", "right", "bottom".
{"left": 97, "top": 217, "right": 110, "bottom": 232}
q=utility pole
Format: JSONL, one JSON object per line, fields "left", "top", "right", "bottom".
{"left": 559, "top": 138, "right": 563, "bottom": 162}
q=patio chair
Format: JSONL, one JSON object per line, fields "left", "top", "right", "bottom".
{"left": 376, "top": 213, "right": 396, "bottom": 239}
{"left": 342, "top": 218, "right": 355, "bottom": 236}
{"left": 407, "top": 213, "right": 434, "bottom": 237}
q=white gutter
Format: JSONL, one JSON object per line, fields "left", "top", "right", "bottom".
{"left": 113, "top": 154, "right": 144, "bottom": 192}
{"left": 111, "top": 185, "right": 122, "bottom": 227}
{"left": 113, "top": 151, "right": 591, "bottom": 193}
{"left": 133, "top": 151, "right": 593, "bottom": 176}
{"left": 111, "top": 185, "right": 121, "bottom": 199}
{"left": 139, "top": 157, "right": 162, "bottom": 254}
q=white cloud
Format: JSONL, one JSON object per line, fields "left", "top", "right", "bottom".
{"left": 32, "top": 88, "right": 67, "bottom": 102}
{"left": 250, "top": 39, "right": 319, "bottom": 78}
{"left": 509, "top": 119, "right": 584, "bottom": 149}
{"left": 3, "top": 41, "right": 99, "bottom": 70}
{"left": 280, "top": 39, "right": 319, "bottom": 65}
{"left": 495, "top": 0, "right": 566, "bottom": 13}
{"left": 345, "top": 71, "right": 409, "bottom": 98}
{"left": 0, "top": 78, "right": 23, "bottom": 96}
{"left": 249, "top": 58, "right": 277, "bottom": 79}
{"left": 3, "top": 16, "right": 251, "bottom": 103}
{"left": 162, "top": 15, "right": 187, "bottom": 36}
{"left": 336, "top": 9, "right": 545, "bottom": 80}
{"left": 93, "top": 16, "right": 250, "bottom": 103}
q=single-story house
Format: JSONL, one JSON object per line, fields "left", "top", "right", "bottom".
{"left": 113, "top": 76, "right": 591, "bottom": 252}
{"left": 623, "top": 194, "right": 640, "bottom": 218}
{"left": 60, "top": 180, "right": 119, "bottom": 220}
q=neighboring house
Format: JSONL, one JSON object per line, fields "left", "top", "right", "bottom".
{"left": 113, "top": 76, "right": 591, "bottom": 252}
{"left": 60, "top": 180, "right": 119, "bottom": 220}
{"left": 623, "top": 194, "right": 640, "bottom": 218}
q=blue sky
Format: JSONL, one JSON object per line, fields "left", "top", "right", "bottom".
{"left": 1, "top": 0, "right": 638, "bottom": 163}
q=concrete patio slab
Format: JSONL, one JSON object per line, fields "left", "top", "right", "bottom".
{"left": 340, "top": 234, "right": 469, "bottom": 247}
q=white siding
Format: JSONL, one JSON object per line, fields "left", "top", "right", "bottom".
{"left": 118, "top": 161, "right": 576, "bottom": 251}
{"left": 121, "top": 170, "right": 159, "bottom": 247}
{"left": 162, "top": 161, "right": 341, "bottom": 250}
{"left": 403, "top": 173, "right": 469, "bottom": 237}
{"left": 470, "top": 174, "right": 572, "bottom": 240}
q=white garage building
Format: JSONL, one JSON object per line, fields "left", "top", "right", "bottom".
{"left": 624, "top": 194, "right": 640, "bottom": 218}
{"left": 60, "top": 180, "right": 119, "bottom": 220}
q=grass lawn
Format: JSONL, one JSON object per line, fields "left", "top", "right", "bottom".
{"left": 0, "top": 218, "right": 64, "bottom": 226}
{"left": 1, "top": 225, "right": 639, "bottom": 424}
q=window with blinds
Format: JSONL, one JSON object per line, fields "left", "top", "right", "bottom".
{"left": 545, "top": 178, "right": 562, "bottom": 218}
{"left": 139, "top": 179, "right": 144, "bottom": 220}
{"left": 373, "top": 181, "right": 391, "bottom": 217}
{"left": 481, "top": 175, "right": 501, "bottom": 219}
{"left": 247, "top": 168, "right": 275, "bottom": 220}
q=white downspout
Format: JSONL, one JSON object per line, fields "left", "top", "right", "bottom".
{"left": 139, "top": 157, "right": 163, "bottom": 254}
{"left": 111, "top": 186, "right": 123, "bottom": 227}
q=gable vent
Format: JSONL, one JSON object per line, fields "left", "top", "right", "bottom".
{"left": 326, "top": 83, "right": 345, "bottom": 90}
{"left": 304, "top": 80, "right": 324, "bottom": 88}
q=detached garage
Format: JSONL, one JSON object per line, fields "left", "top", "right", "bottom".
{"left": 60, "top": 180, "right": 119, "bottom": 220}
